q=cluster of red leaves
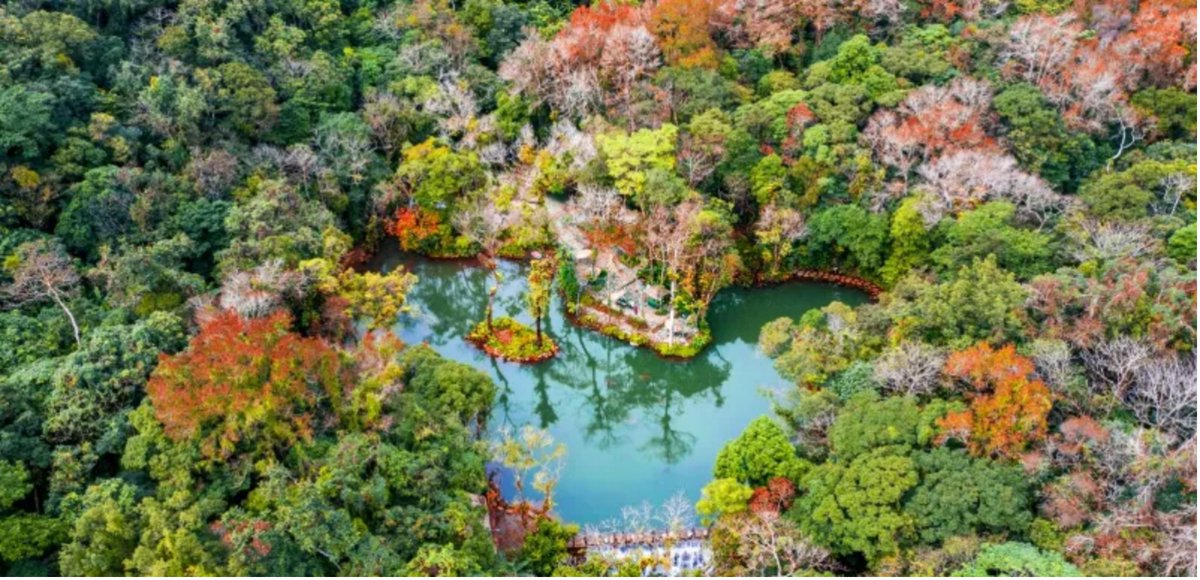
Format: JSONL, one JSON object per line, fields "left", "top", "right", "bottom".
{"left": 919, "top": 0, "right": 976, "bottom": 22}
{"left": 778, "top": 102, "right": 817, "bottom": 160}
{"left": 938, "top": 342, "right": 1053, "bottom": 459}
{"left": 1027, "top": 259, "right": 1196, "bottom": 352}
{"left": 211, "top": 519, "right": 273, "bottom": 558}
{"left": 1036, "top": 415, "right": 1197, "bottom": 574}
{"left": 554, "top": 0, "right": 743, "bottom": 71}
{"left": 1008, "top": 1, "right": 1196, "bottom": 133}
{"left": 387, "top": 207, "right": 442, "bottom": 252}
{"left": 147, "top": 311, "right": 342, "bottom": 458}
{"left": 902, "top": 79, "right": 993, "bottom": 159}
{"left": 554, "top": 2, "right": 647, "bottom": 67}
{"left": 581, "top": 222, "right": 639, "bottom": 256}
{"left": 1038, "top": 416, "right": 1113, "bottom": 528}
{"left": 748, "top": 476, "right": 797, "bottom": 516}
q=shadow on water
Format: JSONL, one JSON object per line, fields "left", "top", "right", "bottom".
{"left": 368, "top": 243, "right": 867, "bottom": 523}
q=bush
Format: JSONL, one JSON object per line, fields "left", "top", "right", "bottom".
{"left": 467, "top": 317, "right": 558, "bottom": 363}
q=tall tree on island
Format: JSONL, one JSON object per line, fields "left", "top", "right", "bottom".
{"left": 527, "top": 255, "right": 557, "bottom": 347}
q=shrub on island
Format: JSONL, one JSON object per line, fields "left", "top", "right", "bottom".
{"left": 467, "top": 317, "right": 559, "bottom": 363}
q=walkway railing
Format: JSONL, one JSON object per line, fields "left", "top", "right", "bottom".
{"left": 567, "top": 527, "right": 709, "bottom": 550}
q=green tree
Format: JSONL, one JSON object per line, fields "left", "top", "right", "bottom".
{"left": 993, "top": 83, "right": 1100, "bottom": 191}
{"left": 520, "top": 518, "right": 579, "bottom": 576}
{"left": 885, "top": 256, "right": 1027, "bottom": 348}
{"left": 828, "top": 394, "right": 924, "bottom": 460}
{"left": 596, "top": 124, "right": 679, "bottom": 208}
{"left": 696, "top": 478, "right": 754, "bottom": 524}
{"left": 881, "top": 196, "right": 932, "bottom": 286}
{"left": 55, "top": 166, "right": 134, "bottom": 257}
{"left": 790, "top": 447, "right": 918, "bottom": 561}
{"left": 826, "top": 361, "right": 881, "bottom": 401}
{"left": 952, "top": 542, "right": 1081, "bottom": 577}
{"left": 527, "top": 255, "right": 556, "bottom": 346}
{"left": 806, "top": 205, "right": 889, "bottom": 277}
{"left": 0, "top": 86, "right": 55, "bottom": 162}
{"left": 58, "top": 479, "right": 141, "bottom": 576}
{"left": 394, "top": 139, "right": 487, "bottom": 216}
{"left": 750, "top": 154, "right": 789, "bottom": 206}
{"left": 930, "top": 202, "right": 1055, "bottom": 280}
{"left": 1079, "top": 159, "right": 1195, "bottom": 220}
{"left": 91, "top": 235, "right": 207, "bottom": 315}
{"left": 905, "top": 448, "right": 1034, "bottom": 544}
{"left": 1167, "top": 224, "right": 1196, "bottom": 265}
{"left": 714, "top": 416, "right": 808, "bottom": 485}
{"left": 0, "top": 460, "right": 67, "bottom": 565}
{"left": 216, "top": 177, "right": 337, "bottom": 273}
{"left": 1132, "top": 88, "right": 1197, "bottom": 140}
{"left": 43, "top": 311, "right": 186, "bottom": 450}
{"left": 214, "top": 61, "right": 279, "bottom": 138}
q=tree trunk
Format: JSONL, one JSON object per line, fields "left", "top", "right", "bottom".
{"left": 667, "top": 278, "right": 677, "bottom": 345}
{"left": 535, "top": 315, "right": 543, "bottom": 347}
{"left": 47, "top": 286, "right": 80, "bottom": 346}
{"left": 486, "top": 288, "right": 497, "bottom": 331}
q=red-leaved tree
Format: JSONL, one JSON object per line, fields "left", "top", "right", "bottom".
{"left": 938, "top": 342, "right": 1053, "bottom": 459}
{"left": 147, "top": 311, "right": 343, "bottom": 461}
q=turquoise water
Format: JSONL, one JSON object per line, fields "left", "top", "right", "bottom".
{"left": 371, "top": 247, "right": 867, "bottom": 524}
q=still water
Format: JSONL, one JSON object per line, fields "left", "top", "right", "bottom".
{"left": 371, "top": 247, "right": 867, "bottom": 524}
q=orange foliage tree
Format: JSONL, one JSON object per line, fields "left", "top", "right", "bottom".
{"left": 555, "top": 2, "right": 646, "bottom": 66}
{"left": 748, "top": 476, "right": 797, "bottom": 516}
{"left": 146, "top": 311, "right": 343, "bottom": 461}
{"left": 387, "top": 207, "right": 443, "bottom": 252}
{"left": 648, "top": 0, "right": 722, "bottom": 68}
{"left": 937, "top": 342, "right": 1053, "bottom": 459}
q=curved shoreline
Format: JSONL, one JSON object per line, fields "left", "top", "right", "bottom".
{"left": 366, "top": 244, "right": 880, "bottom": 360}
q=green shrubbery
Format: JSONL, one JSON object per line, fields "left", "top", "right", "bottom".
{"left": 467, "top": 317, "right": 558, "bottom": 363}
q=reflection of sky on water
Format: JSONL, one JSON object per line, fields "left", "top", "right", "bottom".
{"left": 370, "top": 245, "right": 867, "bottom": 524}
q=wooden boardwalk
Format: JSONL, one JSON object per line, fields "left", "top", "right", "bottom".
{"left": 566, "top": 528, "right": 710, "bottom": 551}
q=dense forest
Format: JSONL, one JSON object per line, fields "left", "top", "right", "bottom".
{"left": 0, "top": 0, "right": 1196, "bottom": 576}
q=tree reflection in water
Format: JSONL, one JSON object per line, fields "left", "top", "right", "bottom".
{"left": 370, "top": 243, "right": 865, "bottom": 523}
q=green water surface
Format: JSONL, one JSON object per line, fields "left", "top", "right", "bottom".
{"left": 371, "top": 247, "right": 867, "bottom": 525}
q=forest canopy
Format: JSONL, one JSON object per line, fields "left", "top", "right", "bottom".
{"left": 0, "top": 0, "right": 1195, "bottom": 576}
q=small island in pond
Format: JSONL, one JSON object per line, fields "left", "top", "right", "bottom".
{"left": 468, "top": 316, "right": 559, "bottom": 363}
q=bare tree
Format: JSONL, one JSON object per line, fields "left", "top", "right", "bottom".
{"left": 728, "top": 512, "right": 832, "bottom": 576}
{"left": 644, "top": 201, "right": 703, "bottom": 344}
{"left": 574, "top": 184, "right": 623, "bottom": 226}
{"left": 917, "top": 149, "right": 1056, "bottom": 224}
{"left": 1028, "top": 338, "right": 1084, "bottom": 411}
{"left": 754, "top": 203, "right": 807, "bottom": 277}
{"left": 491, "top": 425, "right": 566, "bottom": 520}
{"left": 453, "top": 191, "right": 508, "bottom": 259}
{"left": 599, "top": 24, "right": 661, "bottom": 130}
{"left": 656, "top": 491, "right": 696, "bottom": 534}
{"left": 453, "top": 191, "right": 508, "bottom": 330}
{"left": 1156, "top": 172, "right": 1195, "bottom": 217}
{"left": 314, "top": 121, "right": 375, "bottom": 184}
{"left": 219, "top": 259, "right": 308, "bottom": 319}
{"left": 1082, "top": 337, "right": 1156, "bottom": 401}
{"left": 1002, "top": 13, "right": 1080, "bottom": 87}
{"left": 620, "top": 501, "right": 656, "bottom": 535}
{"left": 1069, "top": 219, "right": 1162, "bottom": 263}
{"left": 872, "top": 340, "right": 945, "bottom": 397}
{"left": 1127, "top": 355, "right": 1197, "bottom": 438}
{"left": 2, "top": 241, "right": 83, "bottom": 345}
{"left": 423, "top": 74, "right": 479, "bottom": 139}
{"left": 186, "top": 146, "right": 241, "bottom": 199}
{"left": 1156, "top": 504, "right": 1198, "bottom": 577}
{"left": 544, "top": 120, "right": 598, "bottom": 171}
{"left": 363, "top": 91, "right": 414, "bottom": 160}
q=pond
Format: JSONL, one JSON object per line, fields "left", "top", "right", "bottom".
{"left": 370, "top": 245, "right": 868, "bottom": 525}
